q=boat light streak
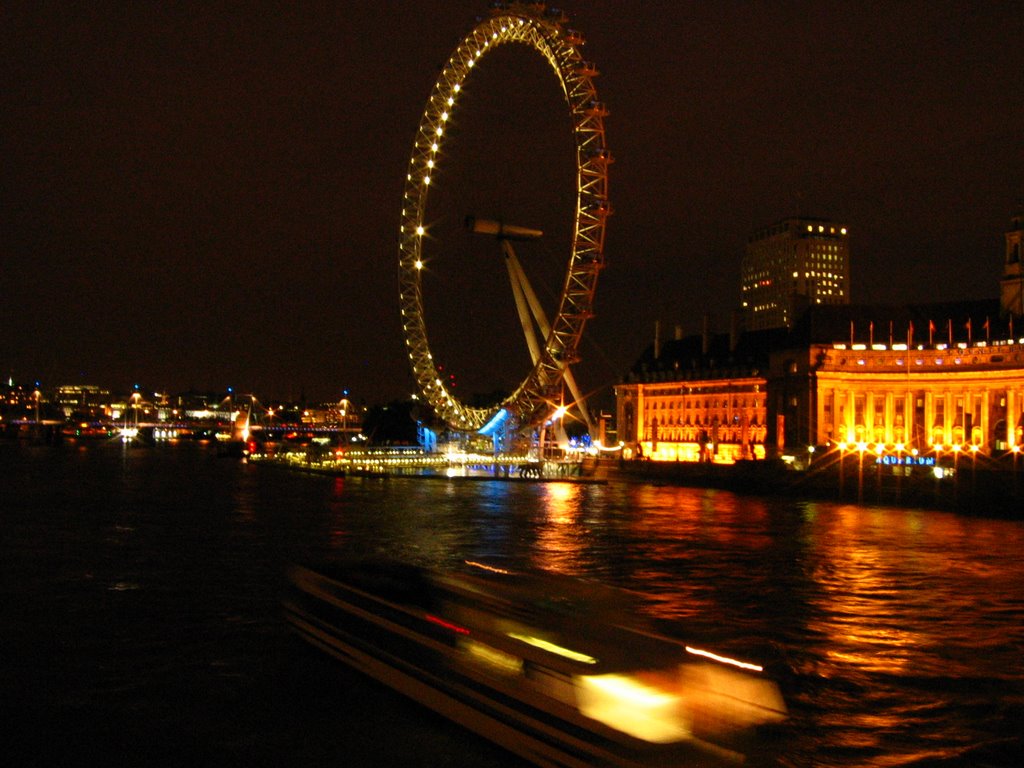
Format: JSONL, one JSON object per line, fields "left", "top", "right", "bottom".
{"left": 465, "top": 560, "right": 512, "bottom": 575}
{"left": 426, "top": 614, "right": 470, "bottom": 635}
{"left": 508, "top": 633, "right": 597, "bottom": 664}
{"left": 686, "top": 646, "right": 763, "bottom": 672}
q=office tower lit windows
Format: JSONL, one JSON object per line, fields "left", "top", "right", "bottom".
{"left": 741, "top": 218, "right": 850, "bottom": 330}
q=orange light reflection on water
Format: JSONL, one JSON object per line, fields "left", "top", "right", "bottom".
{"left": 532, "top": 482, "right": 589, "bottom": 575}
{"left": 806, "top": 505, "right": 967, "bottom": 679}
{"left": 622, "top": 486, "right": 773, "bottom": 623}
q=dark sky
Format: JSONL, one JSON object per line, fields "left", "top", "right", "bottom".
{"left": 3, "top": 1, "right": 1022, "bottom": 406}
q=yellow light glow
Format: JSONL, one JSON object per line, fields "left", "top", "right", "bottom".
{"left": 507, "top": 633, "right": 596, "bottom": 664}
{"left": 462, "top": 638, "right": 521, "bottom": 674}
{"left": 581, "top": 674, "right": 676, "bottom": 707}
{"left": 577, "top": 674, "right": 687, "bottom": 743}
{"left": 415, "top": 225, "right": 425, "bottom": 236}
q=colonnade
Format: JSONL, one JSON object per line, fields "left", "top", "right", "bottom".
{"left": 819, "top": 379, "right": 1024, "bottom": 451}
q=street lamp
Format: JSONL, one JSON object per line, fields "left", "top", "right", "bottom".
{"left": 895, "top": 442, "right": 905, "bottom": 500}
{"left": 837, "top": 441, "right": 847, "bottom": 497}
{"left": 856, "top": 441, "right": 867, "bottom": 503}
{"left": 875, "top": 442, "right": 884, "bottom": 497}
{"left": 33, "top": 389, "right": 41, "bottom": 439}
{"left": 952, "top": 443, "right": 962, "bottom": 501}
{"left": 1012, "top": 444, "right": 1020, "bottom": 496}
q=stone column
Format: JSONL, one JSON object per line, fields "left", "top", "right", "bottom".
{"left": 636, "top": 385, "right": 646, "bottom": 446}
{"left": 981, "top": 388, "right": 990, "bottom": 448}
{"left": 816, "top": 386, "right": 827, "bottom": 444}
{"left": 1009, "top": 389, "right": 1018, "bottom": 446}
{"left": 864, "top": 391, "right": 874, "bottom": 442}
{"left": 944, "top": 391, "right": 953, "bottom": 445}
{"left": 885, "top": 391, "right": 895, "bottom": 444}
{"left": 924, "top": 390, "right": 935, "bottom": 445}
{"left": 905, "top": 390, "right": 915, "bottom": 447}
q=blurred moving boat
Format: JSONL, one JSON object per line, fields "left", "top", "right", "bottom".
{"left": 283, "top": 559, "right": 786, "bottom": 767}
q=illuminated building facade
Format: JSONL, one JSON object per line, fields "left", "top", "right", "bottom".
{"left": 741, "top": 217, "right": 850, "bottom": 330}
{"left": 54, "top": 384, "right": 111, "bottom": 418}
{"left": 812, "top": 336, "right": 1024, "bottom": 451}
{"left": 618, "top": 303, "right": 1024, "bottom": 463}
{"left": 615, "top": 325, "right": 780, "bottom": 462}
{"left": 619, "top": 214, "right": 1024, "bottom": 463}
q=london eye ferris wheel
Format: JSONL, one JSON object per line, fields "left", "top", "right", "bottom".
{"left": 398, "top": 2, "right": 610, "bottom": 436}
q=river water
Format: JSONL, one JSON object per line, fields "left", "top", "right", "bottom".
{"left": 2, "top": 440, "right": 1022, "bottom": 767}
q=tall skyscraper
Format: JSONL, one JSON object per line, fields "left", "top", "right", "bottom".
{"left": 741, "top": 217, "right": 850, "bottom": 330}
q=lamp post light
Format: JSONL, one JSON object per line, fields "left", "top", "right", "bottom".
{"left": 970, "top": 443, "right": 980, "bottom": 494}
{"left": 338, "top": 398, "right": 352, "bottom": 447}
{"left": 875, "top": 442, "right": 885, "bottom": 497}
{"left": 952, "top": 443, "right": 962, "bottom": 502}
{"left": 1012, "top": 444, "right": 1020, "bottom": 497}
{"left": 895, "top": 442, "right": 905, "bottom": 501}
{"left": 837, "top": 442, "right": 847, "bottom": 498}
{"left": 856, "top": 441, "right": 867, "bottom": 504}
{"left": 33, "top": 389, "right": 41, "bottom": 439}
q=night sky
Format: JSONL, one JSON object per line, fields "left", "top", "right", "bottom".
{"left": 3, "top": 1, "right": 1022, "bottom": 407}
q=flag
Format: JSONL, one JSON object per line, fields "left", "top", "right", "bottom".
{"left": 928, "top": 319, "right": 935, "bottom": 345}
{"left": 869, "top": 320, "right": 874, "bottom": 346}
{"left": 983, "top": 316, "right": 990, "bottom": 341}
{"left": 908, "top": 320, "right": 915, "bottom": 348}
{"left": 965, "top": 317, "right": 972, "bottom": 344}
{"left": 947, "top": 318, "right": 953, "bottom": 347}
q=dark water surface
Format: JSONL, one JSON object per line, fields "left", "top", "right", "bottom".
{"left": 2, "top": 440, "right": 1023, "bottom": 767}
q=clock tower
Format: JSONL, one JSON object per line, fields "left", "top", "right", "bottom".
{"left": 1001, "top": 212, "right": 1024, "bottom": 320}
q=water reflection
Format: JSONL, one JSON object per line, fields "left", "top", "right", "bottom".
{"left": 532, "top": 483, "right": 589, "bottom": 574}
{"left": 288, "top": 472, "right": 1024, "bottom": 767}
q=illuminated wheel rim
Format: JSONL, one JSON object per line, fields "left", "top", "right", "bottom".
{"left": 398, "top": 3, "right": 610, "bottom": 432}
